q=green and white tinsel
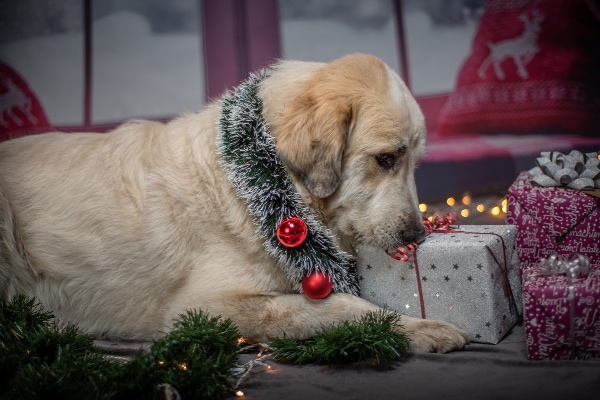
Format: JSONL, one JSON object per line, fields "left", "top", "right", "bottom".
{"left": 216, "top": 70, "right": 359, "bottom": 296}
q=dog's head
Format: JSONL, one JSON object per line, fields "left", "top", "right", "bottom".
{"left": 262, "top": 54, "right": 426, "bottom": 253}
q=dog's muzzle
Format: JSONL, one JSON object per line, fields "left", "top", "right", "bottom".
{"left": 398, "top": 222, "right": 426, "bottom": 246}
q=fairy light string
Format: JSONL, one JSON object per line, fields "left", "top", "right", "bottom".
{"left": 419, "top": 192, "right": 509, "bottom": 222}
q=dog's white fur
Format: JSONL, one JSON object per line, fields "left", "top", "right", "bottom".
{"left": 0, "top": 54, "right": 469, "bottom": 352}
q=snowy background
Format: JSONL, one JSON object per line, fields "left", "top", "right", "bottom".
{"left": 0, "top": 0, "right": 483, "bottom": 126}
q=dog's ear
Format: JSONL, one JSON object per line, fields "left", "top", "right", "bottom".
{"left": 275, "top": 91, "right": 352, "bottom": 199}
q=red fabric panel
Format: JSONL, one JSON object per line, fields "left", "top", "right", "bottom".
{"left": 437, "top": 0, "right": 600, "bottom": 136}
{"left": 0, "top": 62, "right": 50, "bottom": 141}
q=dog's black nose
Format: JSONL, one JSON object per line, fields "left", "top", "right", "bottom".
{"left": 400, "top": 224, "right": 426, "bottom": 245}
{"left": 413, "top": 229, "right": 427, "bottom": 244}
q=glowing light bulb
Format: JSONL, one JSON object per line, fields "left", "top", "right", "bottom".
{"left": 419, "top": 203, "right": 427, "bottom": 213}
{"left": 235, "top": 390, "right": 244, "bottom": 397}
{"left": 462, "top": 195, "right": 471, "bottom": 205}
{"left": 178, "top": 362, "right": 188, "bottom": 371}
{"left": 476, "top": 204, "right": 485, "bottom": 212}
{"left": 460, "top": 209, "right": 469, "bottom": 218}
{"left": 491, "top": 206, "right": 501, "bottom": 216}
{"left": 501, "top": 198, "right": 508, "bottom": 207}
{"left": 237, "top": 337, "right": 246, "bottom": 345}
{"left": 446, "top": 197, "right": 455, "bottom": 207}
{"left": 502, "top": 204, "right": 507, "bottom": 213}
{"left": 157, "top": 361, "right": 165, "bottom": 366}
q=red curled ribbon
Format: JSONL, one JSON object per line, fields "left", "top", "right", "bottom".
{"left": 388, "top": 243, "right": 418, "bottom": 262}
{"left": 432, "top": 211, "right": 460, "bottom": 231}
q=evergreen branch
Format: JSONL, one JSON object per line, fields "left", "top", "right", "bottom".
{"left": 269, "top": 311, "right": 411, "bottom": 365}
{"left": 0, "top": 296, "right": 239, "bottom": 400}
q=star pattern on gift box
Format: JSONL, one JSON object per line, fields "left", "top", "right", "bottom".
{"left": 366, "top": 264, "right": 372, "bottom": 270}
{"left": 359, "top": 275, "right": 364, "bottom": 281}
{"left": 356, "top": 224, "right": 523, "bottom": 345}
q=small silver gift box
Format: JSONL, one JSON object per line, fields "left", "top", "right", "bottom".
{"left": 357, "top": 225, "right": 522, "bottom": 344}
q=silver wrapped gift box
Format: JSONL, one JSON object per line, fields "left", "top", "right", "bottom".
{"left": 357, "top": 225, "right": 522, "bottom": 344}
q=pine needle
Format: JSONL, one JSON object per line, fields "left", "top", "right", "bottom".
{"left": 270, "top": 310, "right": 410, "bottom": 365}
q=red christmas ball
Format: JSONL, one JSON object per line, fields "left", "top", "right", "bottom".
{"left": 302, "top": 272, "right": 333, "bottom": 299}
{"left": 276, "top": 217, "right": 308, "bottom": 248}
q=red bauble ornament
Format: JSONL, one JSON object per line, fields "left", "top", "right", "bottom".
{"left": 302, "top": 272, "right": 333, "bottom": 299}
{"left": 276, "top": 217, "right": 308, "bottom": 248}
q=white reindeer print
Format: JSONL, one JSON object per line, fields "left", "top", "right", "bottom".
{"left": 478, "top": 10, "right": 544, "bottom": 80}
{"left": 0, "top": 77, "right": 38, "bottom": 127}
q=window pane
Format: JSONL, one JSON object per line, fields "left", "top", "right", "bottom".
{"left": 92, "top": 0, "right": 204, "bottom": 124}
{"left": 402, "top": 0, "right": 484, "bottom": 95}
{"left": 278, "top": 0, "right": 400, "bottom": 73}
{"left": 0, "top": 0, "right": 84, "bottom": 126}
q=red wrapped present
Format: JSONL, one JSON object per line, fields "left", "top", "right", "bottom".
{"left": 522, "top": 255, "right": 600, "bottom": 360}
{"left": 506, "top": 171, "right": 600, "bottom": 266}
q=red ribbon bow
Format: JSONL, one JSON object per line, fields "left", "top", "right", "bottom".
{"left": 388, "top": 243, "right": 418, "bottom": 262}
{"left": 432, "top": 211, "right": 460, "bottom": 231}
{"left": 388, "top": 213, "right": 460, "bottom": 261}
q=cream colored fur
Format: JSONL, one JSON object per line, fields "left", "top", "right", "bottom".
{"left": 0, "top": 54, "right": 469, "bottom": 353}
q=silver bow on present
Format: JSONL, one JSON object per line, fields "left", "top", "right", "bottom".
{"left": 538, "top": 253, "right": 591, "bottom": 280}
{"left": 529, "top": 150, "right": 600, "bottom": 190}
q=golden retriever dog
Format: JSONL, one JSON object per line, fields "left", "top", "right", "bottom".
{"left": 0, "top": 54, "right": 469, "bottom": 353}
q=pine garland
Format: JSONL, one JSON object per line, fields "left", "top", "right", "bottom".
{"left": 216, "top": 70, "right": 359, "bottom": 295}
{"left": 269, "top": 311, "right": 410, "bottom": 365}
{"left": 0, "top": 296, "right": 411, "bottom": 398}
{"left": 1, "top": 295, "right": 240, "bottom": 400}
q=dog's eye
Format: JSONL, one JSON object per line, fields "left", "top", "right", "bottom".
{"left": 376, "top": 153, "right": 396, "bottom": 169}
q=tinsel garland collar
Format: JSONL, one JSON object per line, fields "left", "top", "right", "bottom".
{"left": 216, "top": 70, "right": 359, "bottom": 296}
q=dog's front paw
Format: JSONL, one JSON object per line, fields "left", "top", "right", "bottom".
{"left": 399, "top": 317, "right": 470, "bottom": 353}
